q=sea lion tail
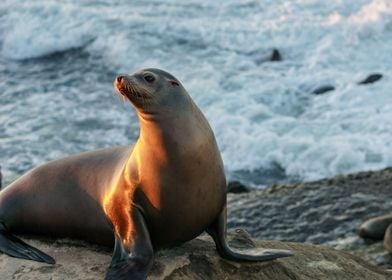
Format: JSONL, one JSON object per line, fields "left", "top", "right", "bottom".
{"left": 208, "top": 227, "right": 293, "bottom": 262}
{"left": 207, "top": 206, "right": 293, "bottom": 262}
{"left": 0, "top": 223, "right": 55, "bottom": 264}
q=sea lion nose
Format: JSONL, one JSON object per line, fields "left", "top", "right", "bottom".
{"left": 116, "top": 76, "right": 124, "bottom": 83}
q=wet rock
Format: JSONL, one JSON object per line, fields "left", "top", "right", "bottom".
{"left": 227, "top": 181, "right": 250, "bottom": 194}
{"left": 270, "top": 49, "right": 282, "bottom": 61}
{"left": 358, "top": 73, "right": 383, "bottom": 85}
{"left": 312, "top": 85, "right": 335, "bottom": 95}
{"left": 1, "top": 232, "right": 390, "bottom": 280}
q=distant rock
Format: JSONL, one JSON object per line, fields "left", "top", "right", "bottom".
{"left": 253, "top": 48, "right": 282, "bottom": 65}
{"left": 270, "top": 49, "right": 282, "bottom": 62}
{"left": 1, "top": 230, "right": 390, "bottom": 280}
{"left": 312, "top": 85, "right": 335, "bottom": 95}
{"left": 358, "top": 73, "right": 383, "bottom": 85}
{"left": 227, "top": 181, "right": 250, "bottom": 193}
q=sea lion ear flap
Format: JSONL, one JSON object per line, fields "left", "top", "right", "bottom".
{"left": 169, "top": 80, "right": 180, "bottom": 86}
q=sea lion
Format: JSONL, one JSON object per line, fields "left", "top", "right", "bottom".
{"left": 0, "top": 68, "right": 292, "bottom": 279}
{"left": 359, "top": 214, "right": 392, "bottom": 253}
{"left": 359, "top": 214, "right": 392, "bottom": 240}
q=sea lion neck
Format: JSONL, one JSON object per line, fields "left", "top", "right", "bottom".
{"left": 136, "top": 104, "right": 212, "bottom": 156}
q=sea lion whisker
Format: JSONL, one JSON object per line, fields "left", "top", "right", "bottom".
{"left": 115, "top": 90, "right": 126, "bottom": 104}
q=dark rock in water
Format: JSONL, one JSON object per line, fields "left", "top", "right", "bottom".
{"left": 270, "top": 49, "right": 282, "bottom": 61}
{"left": 358, "top": 73, "right": 383, "bottom": 85}
{"left": 2, "top": 232, "right": 390, "bottom": 280}
{"left": 227, "top": 181, "right": 250, "bottom": 194}
{"left": 312, "top": 85, "right": 335, "bottom": 95}
{"left": 253, "top": 48, "right": 282, "bottom": 65}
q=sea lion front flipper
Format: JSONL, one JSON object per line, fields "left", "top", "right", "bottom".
{"left": 206, "top": 205, "right": 293, "bottom": 261}
{"left": 0, "top": 223, "right": 55, "bottom": 264}
{"left": 105, "top": 208, "right": 154, "bottom": 280}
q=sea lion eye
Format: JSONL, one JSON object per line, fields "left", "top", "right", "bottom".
{"left": 170, "top": 80, "right": 179, "bottom": 86}
{"left": 144, "top": 75, "right": 155, "bottom": 83}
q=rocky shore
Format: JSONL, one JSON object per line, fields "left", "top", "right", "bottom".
{"left": 1, "top": 167, "right": 392, "bottom": 278}
{"left": 227, "top": 167, "right": 392, "bottom": 269}
{"left": 1, "top": 230, "right": 391, "bottom": 279}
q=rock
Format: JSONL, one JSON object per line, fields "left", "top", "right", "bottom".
{"left": 227, "top": 181, "right": 250, "bottom": 193}
{"left": 270, "top": 49, "right": 282, "bottom": 62}
{"left": 1, "top": 231, "right": 390, "bottom": 280}
{"left": 353, "top": 241, "right": 392, "bottom": 269}
{"left": 253, "top": 48, "right": 282, "bottom": 65}
{"left": 358, "top": 73, "right": 383, "bottom": 85}
{"left": 312, "top": 85, "right": 335, "bottom": 95}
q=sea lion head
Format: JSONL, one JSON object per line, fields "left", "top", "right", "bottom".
{"left": 114, "top": 68, "right": 191, "bottom": 115}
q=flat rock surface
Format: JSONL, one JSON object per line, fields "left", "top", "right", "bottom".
{"left": 0, "top": 231, "right": 390, "bottom": 280}
{"left": 227, "top": 168, "right": 392, "bottom": 268}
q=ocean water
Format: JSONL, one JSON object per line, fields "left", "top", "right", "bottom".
{"left": 1, "top": 0, "right": 392, "bottom": 187}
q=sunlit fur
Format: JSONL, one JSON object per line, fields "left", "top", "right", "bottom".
{"left": 102, "top": 146, "right": 142, "bottom": 247}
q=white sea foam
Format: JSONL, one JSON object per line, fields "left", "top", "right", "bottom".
{"left": 1, "top": 0, "right": 392, "bottom": 185}
{"left": 0, "top": 2, "right": 98, "bottom": 59}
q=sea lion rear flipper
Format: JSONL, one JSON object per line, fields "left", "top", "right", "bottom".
{"left": 105, "top": 208, "right": 154, "bottom": 280}
{"left": 0, "top": 223, "right": 55, "bottom": 264}
{"left": 206, "top": 205, "right": 293, "bottom": 261}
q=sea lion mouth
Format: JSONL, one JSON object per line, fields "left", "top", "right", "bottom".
{"left": 114, "top": 76, "right": 147, "bottom": 100}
